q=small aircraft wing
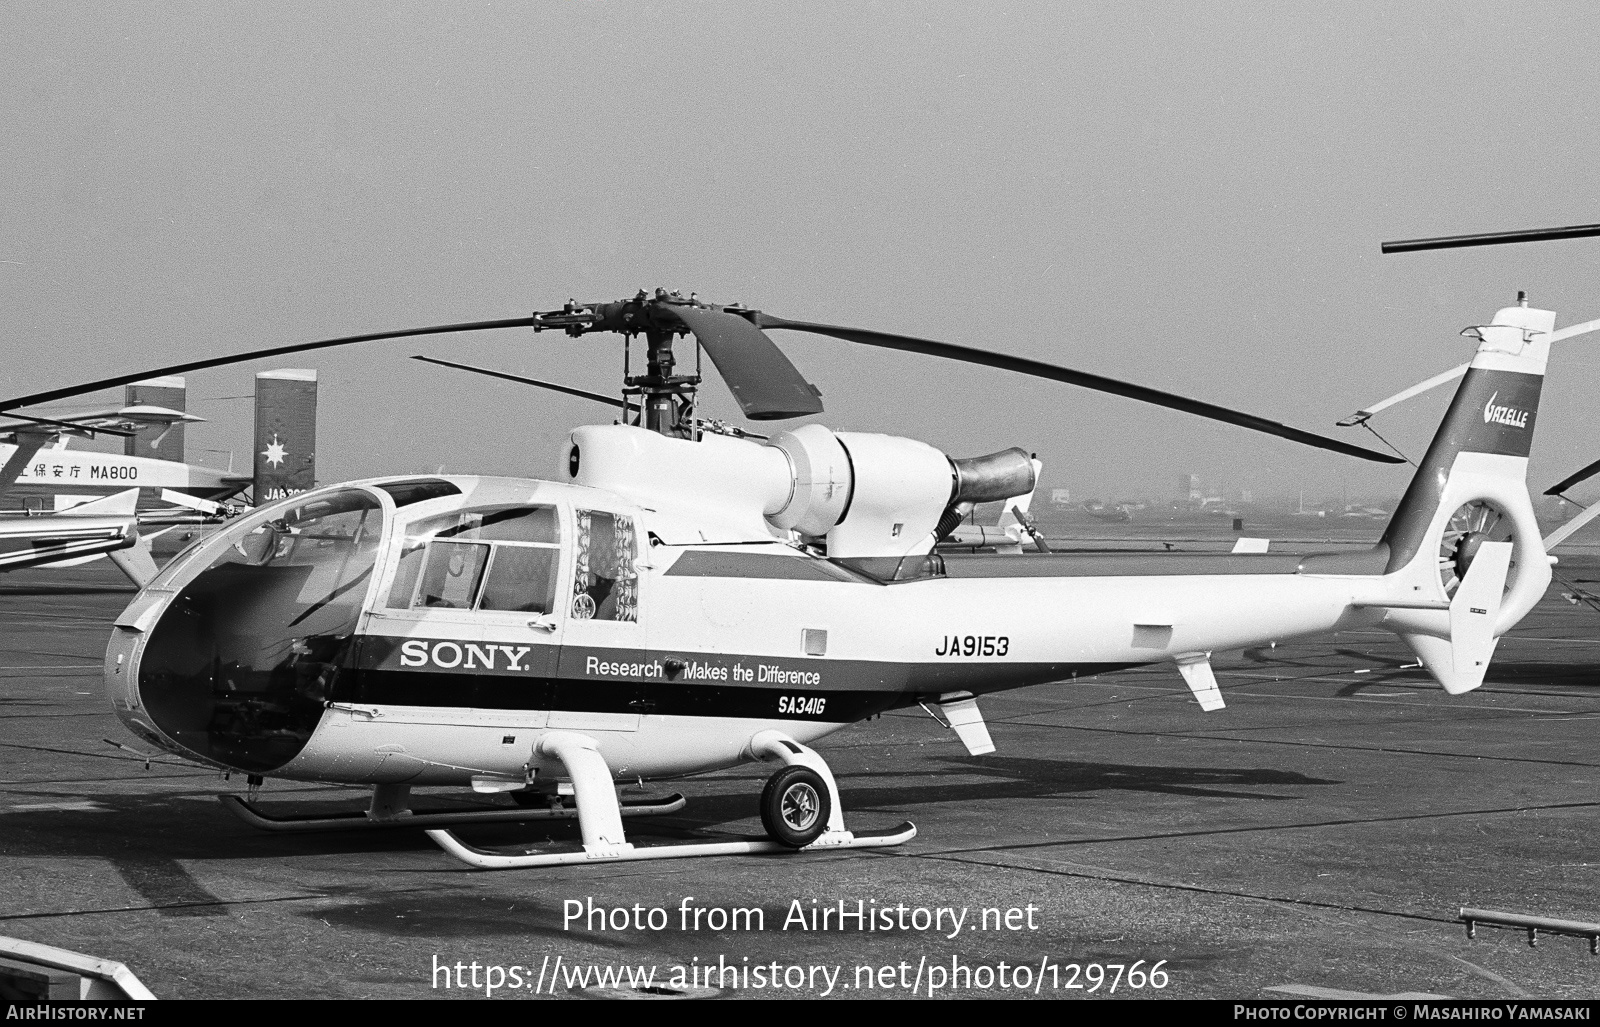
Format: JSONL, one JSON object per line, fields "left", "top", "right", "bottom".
{"left": 0, "top": 405, "right": 206, "bottom": 505}
{"left": 27, "top": 404, "right": 205, "bottom": 436}
{"left": 0, "top": 488, "right": 144, "bottom": 579}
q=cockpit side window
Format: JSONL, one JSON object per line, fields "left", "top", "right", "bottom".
{"left": 479, "top": 545, "right": 559, "bottom": 613}
{"left": 572, "top": 510, "right": 637, "bottom": 622}
{"left": 416, "top": 540, "right": 489, "bottom": 609}
{"left": 386, "top": 504, "right": 562, "bottom": 616}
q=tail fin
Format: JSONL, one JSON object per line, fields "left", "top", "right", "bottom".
{"left": 123, "top": 377, "right": 187, "bottom": 462}
{"left": 1376, "top": 301, "right": 1554, "bottom": 693}
{"left": 252, "top": 369, "right": 317, "bottom": 503}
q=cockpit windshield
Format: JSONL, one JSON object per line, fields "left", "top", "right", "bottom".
{"left": 137, "top": 488, "right": 385, "bottom": 773}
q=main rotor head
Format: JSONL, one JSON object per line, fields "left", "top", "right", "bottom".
{"left": 529, "top": 289, "right": 822, "bottom": 434}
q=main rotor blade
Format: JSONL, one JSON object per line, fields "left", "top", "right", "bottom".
{"left": 670, "top": 305, "right": 823, "bottom": 420}
{"left": 1382, "top": 223, "right": 1600, "bottom": 254}
{"left": 1545, "top": 457, "right": 1600, "bottom": 498}
{"left": 0, "top": 317, "right": 539, "bottom": 413}
{"left": 412, "top": 355, "right": 624, "bottom": 409}
{"left": 755, "top": 314, "right": 1404, "bottom": 464}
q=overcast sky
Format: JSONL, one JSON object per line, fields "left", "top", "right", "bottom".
{"left": 4, "top": 2, "right": 1600, "bottom": 504}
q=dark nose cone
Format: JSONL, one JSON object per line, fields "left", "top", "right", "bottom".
{"left": 136, "top": 488, "right": 383, "bottom": 774}
{"left": 138, "top": 561, "right": 353, "bottom": 773}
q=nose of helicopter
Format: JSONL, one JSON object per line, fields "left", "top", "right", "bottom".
{"left": 107, "top": 488, "right": 385, "bottom": 774}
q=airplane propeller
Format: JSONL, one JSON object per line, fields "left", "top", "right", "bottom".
{"left": 0, "top": 291, "right": 1402, "bottom": 463}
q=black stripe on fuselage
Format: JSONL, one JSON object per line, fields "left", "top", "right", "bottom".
{"left": 330, "top": 661, "right": 1138, "bottom": 720}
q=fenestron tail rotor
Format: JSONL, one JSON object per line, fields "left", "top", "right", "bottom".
{"left": 1438, "top": 500, "right": 1514, "bottom": 597}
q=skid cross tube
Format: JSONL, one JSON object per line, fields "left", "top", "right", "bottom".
{"left": 1461, "top": 907, "right": 1600, "bottom": 955}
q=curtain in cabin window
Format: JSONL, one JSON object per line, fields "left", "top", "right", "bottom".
{"left": 571, "top": 510, "right": 637, "bottom": 622}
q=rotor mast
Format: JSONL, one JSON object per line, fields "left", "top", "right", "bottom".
{"left": 534, "top": 288, "right": 703, "bottom": 439}
{"left": 636, "top": 316, "right": 698, "bottom": 436}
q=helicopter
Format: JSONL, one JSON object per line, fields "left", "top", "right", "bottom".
{"left": 0, "top": 288, "right": 1556, "bottom": 869}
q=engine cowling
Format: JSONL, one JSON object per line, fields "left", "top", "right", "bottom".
{"left": 564, "top": 423, "right": 1036, "bottom": 559}
{"left": 764, "top": 428, "right": 1036, "bottom": 558}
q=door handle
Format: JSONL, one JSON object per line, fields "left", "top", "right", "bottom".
{"left": 528, "top": 619, "right": 558, "bottom": 633}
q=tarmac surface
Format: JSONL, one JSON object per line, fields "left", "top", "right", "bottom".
{"left": 3, "top": 540, "right": 1600, "bottom": 1000}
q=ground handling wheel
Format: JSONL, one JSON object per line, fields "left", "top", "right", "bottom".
{"left": 760, "top": 765, "right": 831, "bottom": 847}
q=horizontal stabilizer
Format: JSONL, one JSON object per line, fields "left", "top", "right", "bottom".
{"left": 1176, "top": 654, "right": 1226, "bottom": 711}
{"left": 58, "top": 488, "right": 139, "bottom": 518}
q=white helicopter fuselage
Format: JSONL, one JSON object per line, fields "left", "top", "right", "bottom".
{"left": 104, "top": 469, "right": 1412, "bottom": 792}
{"left": 296, "top": 544, "right": 1391, "bottom": 786}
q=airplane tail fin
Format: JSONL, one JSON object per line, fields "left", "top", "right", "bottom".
{"left": 252, "top": 369, "right": 317, "bottom": 503}
{"left": 1373, "top": 301, "right": 1555, "bottom": 694}
{"left": 123, "top": 377, "right": 187, "bottom": 462}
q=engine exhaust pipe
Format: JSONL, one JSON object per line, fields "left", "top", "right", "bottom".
{"left": 949, "top": 447, "right": 1036, "bottom": 504}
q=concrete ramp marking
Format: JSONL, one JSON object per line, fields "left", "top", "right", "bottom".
{"left": 1265, "top": 984, "right": 1450, "bottom": 1000}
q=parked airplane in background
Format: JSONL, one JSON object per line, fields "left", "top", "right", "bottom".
{"left": 1081, "top": 500, "right": 1144, "bottom": 523}
{"left": 0, "top": 368, "right": 320, "bottom": 584}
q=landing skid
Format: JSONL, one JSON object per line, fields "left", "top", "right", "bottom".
{"left": 427, "top": 822, "right": 918, "bottom": 869}
{"left": 426, "top": 728, "right": 917, "bottom": 869}
{"left": 218, "top": 791, "right": 687, "bottom": 833}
